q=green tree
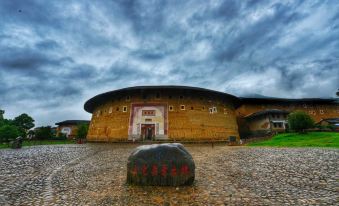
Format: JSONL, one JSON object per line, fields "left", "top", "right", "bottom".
{"left": 13, "top": 113, "right": 35, "bottom": 131}
{"left": 288, "top": 111, "right": 315, "bottom": 133}
{"left": 77, "top": 123, "right": 89, "bottom": 140}
{"left": 35, "top": 126, "right": 53, "bottom": 140}
{"left": 13, "top": 113, "right": 35, "bottom": 137}
{"left": 0, "top": 125, "right": 19, "bottom": 143}
{"left": 0, "top": 110, "right": 4, "bottom": 120}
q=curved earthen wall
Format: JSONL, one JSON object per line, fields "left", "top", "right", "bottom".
{"left": 86, "top": 90, "right": 239, "bottom": 142}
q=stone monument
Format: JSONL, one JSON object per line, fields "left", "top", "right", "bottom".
{"left": 127, "top": 143, "right": 195, "bottom": 186}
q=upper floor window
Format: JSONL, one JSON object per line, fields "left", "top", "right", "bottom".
{"left": 109, "top": 107, "right": 112, "bottom": 114}
{"left": 213, "top": 107, "right": 217, "bottom": 113}
{"left": 180, "top": 105, "right": 185, "bottom": 110}
{"left": 155, "top": 92, "right": 161, "bottom": 99}
{"left": 169, "top": 105, "right": 174, "bottom": 111}
{"left": 126, "top": 96, "right": 131, "bottom": 101}
{"left": 123, "top": 106, "right": 127, "bottom": 112}
{"left": 224, "top": 108, "right": 228, "bottom": 115}
{"left": 179, "top": 95, "right": 184, "bottom": 99}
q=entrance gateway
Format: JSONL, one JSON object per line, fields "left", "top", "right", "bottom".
{"left": 128, "top": 103, "right": 168, "bottom": 141}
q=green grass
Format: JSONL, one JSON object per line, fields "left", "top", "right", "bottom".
{"left": 0, "top": 139, "right": 75, "bottom": 149}
{"left": 248, "top": 132, "right": 339, "bottom": 148}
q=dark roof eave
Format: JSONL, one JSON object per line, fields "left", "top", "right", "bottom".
{"left": 245, "top": 109, "right": 289, "bottom": 119}
{"left": 84, "top": 85, "right": 240, "bottom": 113}
{"left": 55, "top": 120, "right": 90, "bottom": 126}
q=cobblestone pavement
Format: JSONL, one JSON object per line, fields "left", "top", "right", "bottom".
{"left": 0, "top": 144, "right": 338, "bottom": 205}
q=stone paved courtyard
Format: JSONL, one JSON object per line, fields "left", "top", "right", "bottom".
{"left": 0, "top": 144, "right": 338, "bottom": 206}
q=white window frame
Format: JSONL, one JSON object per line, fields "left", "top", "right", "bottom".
{"left": 180, "top": 105, "right": 185, "bottom": 110}
{"left": 123, "top": 106, "right": 128, "bottom": 112}
{"left": 213, "top": 106, "right": 217, "bottom": 113}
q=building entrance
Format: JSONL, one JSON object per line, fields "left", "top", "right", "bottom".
{"left": 141, "top": 124, "right": 155, "bottom": 140}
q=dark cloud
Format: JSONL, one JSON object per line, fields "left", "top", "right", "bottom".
{"left": 0, "top": 0, "right": 338, "bottom": 126}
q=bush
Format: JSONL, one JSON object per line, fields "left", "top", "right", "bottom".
{"left": 288, "top": 111, "right": 315, "bottom": 133}
{"left": 35, "top": 126, "right": 54, "bottom": 140}
{"left": 0, "top": 125, "right": 20, "bottom": 143}
{"left": 77, "top": 124, "right": 89, "bottom": 140}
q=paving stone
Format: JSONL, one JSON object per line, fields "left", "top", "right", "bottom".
{"left": 0, "top": 144, "right": 338, "bottom": 205}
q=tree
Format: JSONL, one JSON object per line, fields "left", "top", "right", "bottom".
{"left": 35, "top": 126, "right": 53, "bottom": 140}
{"left": 288, "top": 111, "right": 315, "bottom": 133}
{"left": 13, "top": 113, "right": 35, "bottom": 138}
{"left": 13, "top": 113, "right": 35, "bottom": 131}
{"left": 77, "top": 123, "right": 89, "bottom": 140}
{"left": 0, "top": 110, "right": 4, "bottom": 120}
{"left": 0, "top": 125, "right": 19, "bottom": 143}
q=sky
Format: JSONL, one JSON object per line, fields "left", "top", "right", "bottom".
{"left": 0, "top": 0, "right": 338, "bottom": 127}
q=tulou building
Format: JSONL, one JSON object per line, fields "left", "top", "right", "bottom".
{"left": 84, "top": 86, "right": 339, "bottom": 142}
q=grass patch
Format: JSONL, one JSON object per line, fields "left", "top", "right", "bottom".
{"left": 0, "top": 139, "right": 75, "bottom": 149}
{"left": 249, "top": 132, "right": 339, "bottom": 148}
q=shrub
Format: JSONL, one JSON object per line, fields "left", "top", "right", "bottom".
{"left": 35, "top": 126, "right": 54, "bottom": 140}
{"left": 77, "top": 123, "right": 89, "bottom": 140}
{"left": 0, "top": 125, "right": 20, "bottom": 143}
{"left": 288, "top": 111, "right": 315, "bottom": 133}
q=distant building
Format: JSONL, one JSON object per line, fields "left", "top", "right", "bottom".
{"left": 316, "top": 118, "right": 339, "bottom": 131}
{"left": 55, "top": 120, "right": 90, "bottom": 138}
{"left": 244, "top": 109, "right": 289, "bottom": 136}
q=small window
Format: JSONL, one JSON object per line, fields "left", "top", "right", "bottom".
{"left": 180, "top": 105, "right": 185, "bottom": 110}
{"left": 213, "top": 107, "right": 217, "bottom": 113}
{"left": 126, "top": 96, "right": 131, "bottom": 101}
{"left": 209, "top": 108, "right": 213, "bottom": 114}
{"left": 272, "top": 114, "right": 275, "bottom": 118}
{"left": 96, "top": 110, "right": 101, "bottom": 117}
{"left": 155, "top": 92, "right": 161, "bottom": 99}
{"left": 191, "top": 106, "right": 194, "bottom": 110}
{"left": 303, "top": 104, "right": 307, "bottom": 108}
{"left": 123, "top": 106, "right": 127, "bottom": 112}
{"left": 224, "top": 108, "right": 228, "bottom": 114}
{"left": 202, "top": 106, "right": 205, "bottom": 110}
{"left": 179, "top": 95, "right": 184, "bottom": 99}
{"left": 116, "top": 107, "right": 119, "bottom": 111}
{"left": 277, "top": 114, "right": 280, "bottom": 118}
{"left": 169, "top": 106, "right": 174, "bottom": 111}
{"left": 109, "top": 107, "right": 112, "bottom": 113}
{"left": 320, "top": 110, "right": 324, "bottom": 114}
{"left": 168, "top": 95, "right": 172, "bottom": 99}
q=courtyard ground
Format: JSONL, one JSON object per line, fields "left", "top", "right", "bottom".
{"left": 0, "top": 144, "right": 337, "bottom": 205}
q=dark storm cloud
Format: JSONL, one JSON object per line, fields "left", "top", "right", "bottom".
{"left": 0, "top": 0, "right": 338, "bottom": 126}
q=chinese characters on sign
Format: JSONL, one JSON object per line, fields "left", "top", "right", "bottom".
{"left": 142, "top": 110, "right": 156, "bottom": 116}
{"left": 130, "top": 164, "right": 190, "bottom": 176}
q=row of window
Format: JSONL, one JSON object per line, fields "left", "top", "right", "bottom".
{"left": 273, "top": 122, "right": 284, "bottom": 128}
{"left": 169, "top": 105, "right": 223, "bottom": 113}
{"left": 308, "top": 110, "right": 325, "bottom": 115}
{"left": 96, "top": 105, "right": 229, "bottom": 117}
{"left": 271, "top": 114, "right": 287, "bottom": 119}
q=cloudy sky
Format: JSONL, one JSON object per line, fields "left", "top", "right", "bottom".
{"left": 0, "top": 0, "right": 338, "bottom": 126}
